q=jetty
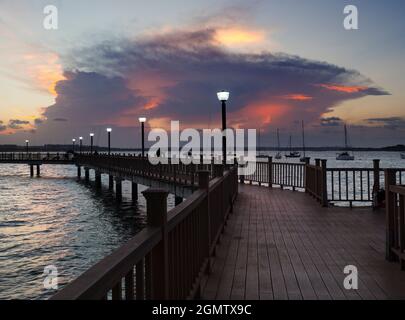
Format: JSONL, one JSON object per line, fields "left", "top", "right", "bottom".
{"left": 1, "top": 152, "right": 405, "bottom": 299}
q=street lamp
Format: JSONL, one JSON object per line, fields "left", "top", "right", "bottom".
{"left": 79, "top": 137, "right": 83, "bottom": 154}
{"left": 217, "top": 90, "right": 230, "bottom": 165}
{"left": 139, "top": 117, "right": 146, "bottom": 157}
{"left": 25, "top": 140, "right": 29, "bottom": 154}
{"left": 72, "top": 139, "right": 76, "bottom": 152}
{"left": 106, "top": 128, "right": 112, "bottom": 155}
{"left": 90, "top": 133, "right": 94, "bottom": 154}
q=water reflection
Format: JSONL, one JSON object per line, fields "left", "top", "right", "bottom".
{"left": 0, "top": 164, "right": 174, "bottom": 300}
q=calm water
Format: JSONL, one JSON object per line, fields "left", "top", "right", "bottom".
{"left": 1, "top": 151, "right": 404, "bottom": 300}
{"left": 0, "top": 163, "right": 175, "bottom": 300}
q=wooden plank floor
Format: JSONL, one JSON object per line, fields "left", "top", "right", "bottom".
{"left": 201, "top": 184, "right": 405, "bottom": 300}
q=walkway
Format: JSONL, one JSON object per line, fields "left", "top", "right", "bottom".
{"left": 201, "top": 184, "right": 405, "bottom": 300}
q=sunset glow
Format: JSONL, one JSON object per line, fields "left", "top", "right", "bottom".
{"left": 215, "top": 27, "right": 265, "bottom": 46}
{"left": 318, "top": 84, "right": 368, "bottom": 94}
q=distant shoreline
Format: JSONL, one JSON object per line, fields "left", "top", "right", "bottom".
{"left": 1, "top": 144, "right": 405, "bottom": 152}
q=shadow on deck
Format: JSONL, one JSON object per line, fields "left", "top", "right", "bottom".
{"left": 201, "top": 184, "right": 405, "bottom": 300}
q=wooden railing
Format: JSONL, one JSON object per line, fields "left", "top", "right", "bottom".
{"left": 240, "top": 157, "right": 405, "bottom": 208}
{"left": 0, "top": 152, "right": 73, "bottom": 162}
{"left": 385, "top": 169, "right": 405, "bottom": 270}
{"left": 327, "top": 162, "right": 405, "bottom": 207}
{"left": 75, "top": 154, "right": 216, "bottom": 186}
{"left": 305, "top": 159, "right": 328, "bottom": 206}
{"left": 242, "top": 157, "right": 305, "bottom": 190}
{"left": 51, "top": 165, "right": 238, "bottom": 300}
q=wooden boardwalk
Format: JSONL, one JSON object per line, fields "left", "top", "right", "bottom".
{"left": 201, "top": 184, "right": 405, "bottom": 300}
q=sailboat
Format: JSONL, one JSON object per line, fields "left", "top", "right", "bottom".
{"left": 285, "top": 135, "right": 301, "bottom": 158}
{"left": 300, "top": 120, "right": 308, "bottom": 162}
{"left": 336, "top": 124, "right": 355, "bottom": 161}
{"left": 275, "top": 129, "right": 282, "bottom": 159}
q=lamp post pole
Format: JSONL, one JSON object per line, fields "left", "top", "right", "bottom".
{"left": 107, "top": 128, "right": 112, "bottom": 155}
{"left": 79, "top": 137, "right": 83, "bottom": 154}
{"left": 90, "top": 133, "right": 94, "bottom": 154}
{"left": 25, "top": 140, "right": 29, "bottom": 154}
{"left": 217, "top": 91, "right": 230, "bottom": 166}
{"left": 139, "top": 118, "right": 146, "bottom": 157}
{"left": 72, "top": 139, "right": 76, "bottom": 153}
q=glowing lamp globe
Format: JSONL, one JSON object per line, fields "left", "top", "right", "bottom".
{"left": 217, "top": 91, "right": 230, "bottom": 102}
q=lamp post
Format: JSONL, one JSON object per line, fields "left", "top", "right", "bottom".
{"left": 79, "top": 137, "right": 83, "bottom": 154}
{"left": 217, "top": 90, "right": 230, "bottom": 165}
{"left": 106, "top": 128, "right": 112, "bottom": 155}
{"left": 25, "top": 140, "right": 29, "bottom": 154}
{"left": 72, "top": 139, "right": 76, "bottom": 153}
{"left": 90, "top": 133, "right": 94, "bottom": 154}
{"left": 139, "top": 117, "right": 146, "bottom": 157}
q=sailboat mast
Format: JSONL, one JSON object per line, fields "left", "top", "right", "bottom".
{"left": 344, "top": 124, "right": 348, "bottom": 150}
{"left": 289, "top": 135, "right": 292, "bottom": 153}
{"left": 302, "top": 120, "right": 306, "bottom": 157}
{"left": 277, "top": 129, "right": 280, "bottom": 150}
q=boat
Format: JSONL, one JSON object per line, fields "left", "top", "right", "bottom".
{"left": 336, "top": 124, "right": 355, "bottom": 161}
{"left": 285, "top": 135, "right": 301, "bottom": 158}
{"left": 300, "top": 120, "right": 309, "bottom": 162}
{"left": 275, "top": 129, "right": 282, "bottom": 159}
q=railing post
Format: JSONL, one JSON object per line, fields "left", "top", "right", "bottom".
{"left": 198, "top": 170, "right": 211, "bottom": 274}
{"left": 304, "top": 157, "right": 310, "bottom": 193}
{"left": 373, "top": 159, "right": 381, "bottom": 209}
{"left": 239, "top": 156, "right": 245, "bottom": 185}
{"left": 268, "top": 156, "right": 273, "bottom": 188}
{"left": 385, "top": 169, "right": 397, "bottom": 261}
{"left": 321, "top": 160, "right": 328, "bottom": 207}
{"left": 214, "top": 164, "right": 224, "bottom": 177}
{"left": 142, "top": 189, "right": 169, "bottom": 299}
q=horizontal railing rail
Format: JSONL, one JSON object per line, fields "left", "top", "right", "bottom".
{"left": 0, "top": 152, "right": 74, "bottom": 162}
{"left": 75, "top": 154, "right": 218, "bottom": 186}
{"left": 51, "top": 165, "right": 238, "bottom": 300}
{"left": 385, "top": 169, "right": 405, "bottom": 270}
{"left": 241, "top": 157, "right": 305, "bottom": 190}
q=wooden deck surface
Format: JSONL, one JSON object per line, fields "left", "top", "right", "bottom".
{"left": 201, "top": 184, "right": 405, "bottom": 300}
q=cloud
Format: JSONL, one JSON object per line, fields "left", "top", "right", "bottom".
{"left": 30, "top": 27, "right": 389, "bottom": 146}
{"left": 34, "top": 118, "right": 44, "bottom": 125}
{"left": 53, "top": 118, "right": 68, "bottom": 122}
{"left": 8, "top": 119, "right": 30, "bottom": 129}
{"left": 320, "top": 117, "right": 344, "bottom": 127}
{"left": 367, "top": 117, "right": 405, "bottom": 130}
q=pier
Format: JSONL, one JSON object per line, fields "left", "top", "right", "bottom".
{"left": 1, "top": 152, "right": 405, "bottom": 299}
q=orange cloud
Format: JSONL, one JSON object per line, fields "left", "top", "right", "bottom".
{"left": 230, "top": 101, "right": 291, "bottom": 129}
{"left": 215, "top": 27, "right": 265, "bottom": 46}
{"left": 25, "top": 53, "right": 66, "bottom": 96}
{"left": 318, "top": 84, "right": 368, "bottom": 93}
{"left": 282, "top": 94, "right": 313, "bottom": 101}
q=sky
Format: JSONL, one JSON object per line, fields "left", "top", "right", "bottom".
{"left": 0, "top": 0, "right": 404, "bottom": 148}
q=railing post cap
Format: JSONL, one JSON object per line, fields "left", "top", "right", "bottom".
{"left": 142, "top": 188, "right": 169, "bottom": 198}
